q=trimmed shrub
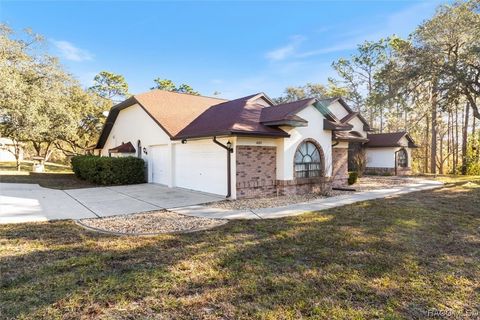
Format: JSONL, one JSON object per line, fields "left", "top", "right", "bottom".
{"left": 348, "top": 171, "right": 358, "bottom": 185}
{"left": 71, "top": 156, "right": 145, "bottom": 185}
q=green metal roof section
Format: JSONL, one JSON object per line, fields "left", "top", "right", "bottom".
{"left": 313, "top": 100, "right": 337, "bottom": 121}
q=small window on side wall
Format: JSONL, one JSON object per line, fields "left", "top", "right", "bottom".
{"left": 137, "top": 140, "right": 142, "bottom": 158}
{"left": 294, "top": 141, "right": 323, "bottom": 178}
{"left": 397, "top": 149, "right": 408, "bottom": 167}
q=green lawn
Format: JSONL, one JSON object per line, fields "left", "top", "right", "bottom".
{"left": 0, "top": 177, "right": 479, "bottom": 319}
{"left": 0, "top": 161, "right": 71, "bottom": 173}
{"left": 0, "top": 161, "right": 96, "bottom": 189}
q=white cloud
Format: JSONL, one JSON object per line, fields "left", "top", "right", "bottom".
{"left": 270, "top": 1, "right": 441, "bottom": 59}
{"left": 51, "top": 40, "right": 93, "bottom": 62}
{"left": 265, "top": 35, "right": 305, "bottom": 61}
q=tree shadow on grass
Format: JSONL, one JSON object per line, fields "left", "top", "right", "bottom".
{"left": 0, "top": 185, "right": 479, "bottom": 319}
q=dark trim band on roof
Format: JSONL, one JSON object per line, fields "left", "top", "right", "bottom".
{"left": 332, "top": 131, "right": 369, "bottom": 143}
{"left": 173, "top": 130, "right": 290, "bottom": 141}
{"left": 323, "top": 119, "right": 353, "bottom": 131}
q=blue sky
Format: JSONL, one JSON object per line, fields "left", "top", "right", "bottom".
{"left": 1, "top": 1, "right": 444, "bottom": 99}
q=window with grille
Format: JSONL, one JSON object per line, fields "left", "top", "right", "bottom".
{"left": 294, "top": 141, "right": 322, "bottom": 178}
{"left": 397, "top": 149, "right": 408, "bottom": 167}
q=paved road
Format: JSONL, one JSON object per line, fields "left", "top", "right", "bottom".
{"left": 0, "top": 183, "right": 223, "bottom": 224}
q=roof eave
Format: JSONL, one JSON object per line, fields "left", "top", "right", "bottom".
{"left": 323, "top": 119, "right": 353, "bottom": 131}
{"left": 334, "top": 137, "right": 369, "bottom": 143}
{"left": 262, "top": 120, "right": 308, "bottom": 127}
{"left": 172, "top": 130, "right": 290, "bottom": 141}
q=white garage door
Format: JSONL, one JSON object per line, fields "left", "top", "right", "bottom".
{"left": 150, "top": 145, "right": 169, "bottom": 185}
{"left": 174, "top": 141, "right": 227, "bottom": 196}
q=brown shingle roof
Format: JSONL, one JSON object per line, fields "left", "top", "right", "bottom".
{"left": 260, "top": 98, "right": 314, "bottom": 123}
{"left": 135, "top": 90, "right": 226, "bottom": 136}
{"left": 96, "top": 90, "right": 226, "bottom": 148}
{"left": 366, "top": 132, "right": 418, "bottom": 148}
{"left": 173, "top": 94, "right": 289, "bottom": 140}
{"left": 108, "top": 141, "right": 136, "bottom": 153}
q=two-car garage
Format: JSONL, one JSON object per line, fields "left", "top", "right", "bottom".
{"left": 149, "top": 140, "right": 228, "bottom": 196}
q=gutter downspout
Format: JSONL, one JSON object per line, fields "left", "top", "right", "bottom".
{"left": 213, "top": 137, "right": 234, "bottom": 198}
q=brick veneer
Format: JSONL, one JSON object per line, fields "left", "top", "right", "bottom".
{"left": 235, "top": 145, "right": 334, "bottom": 199}
{"left": 364, "top": 167, "right": 412, "bottom": 176}
{"left": 332, "top": 147, "right": 348, "bottom": 187}
{"left": 236, "top": 146, "right": 277, "bottom": 198}
{"left": 276, "top": 177, "right": 332, "bottom": 196}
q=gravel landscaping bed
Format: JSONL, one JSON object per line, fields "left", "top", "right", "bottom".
{"left": 210, "top": 176, "right": 424, "bottom": 210}
{"left": 77, "top": 210, "right": 227, "bottom": 235}
{"left": 352, "top": 175, "right": 423, "bottom": 191}
{"left": 210, "top": 190, "right": 347, "bottom": 210}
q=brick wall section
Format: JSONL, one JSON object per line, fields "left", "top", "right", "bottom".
{"left": 332, "top": 147, "right": 348, "bottom": 187}
{"left": 365, "top": 167, "right": 412, "bottom": 176}
{"left": 276, "top": 177, "right": 331, "bottom": 196}
{"left": 236, "top": 146, "right": 277, "bottom": 198}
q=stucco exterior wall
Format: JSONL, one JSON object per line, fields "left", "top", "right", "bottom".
{"left": 277, "top": 105, "right": 333, "bottom": 180}
{"left": 366, "top": 148, "right": 397, "bottom": 168}
{"left": 349, "top": 117, "right": 367, "bottom": 137}
{"left": 101, "top": 104, "right": 170, "bottom": 160}
{"left": 328, "top": 101, "right": 350, "bottom": 120}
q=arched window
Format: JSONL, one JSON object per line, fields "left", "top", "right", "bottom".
{"left": 397, "top": 149, "right": 408, "bottom": 167}
{"left": 137, "top": 140, "right": 142, "bottom": 158}
{"left": 294, "top": 141, "right": 323, "bottom": 178}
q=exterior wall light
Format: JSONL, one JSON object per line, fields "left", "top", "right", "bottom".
{"left": 143, "top": 147, "right": 148, "bottom": 155}
{"left": 181, "top": 139, "right": 187, "bottom": 144}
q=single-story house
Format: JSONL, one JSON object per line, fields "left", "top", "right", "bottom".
{"left": 0, "top": 137, "right": 24, "bottom": 162}
{"left": 324, "top": 99, "right": 418, "bottom": 177}
{"left": 364, "top": 132, "right": 418, "bottom": 175}
{"left": 95, "top": 90, "right": 417, "bottom": 198}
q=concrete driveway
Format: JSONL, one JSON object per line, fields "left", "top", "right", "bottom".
{"left": 0, "top": 183, "right": 223, "bottom": 224}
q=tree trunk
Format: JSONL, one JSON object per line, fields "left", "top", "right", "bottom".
{"left": 431, "top": 104, "right": 438, "bottom": 174}
{"left": 447, "top": 111, "right": 451, "bottom": 171}
{"left": 425, "top": 113, "right": 430, "bottom": 174}
{"left": 462, "top": 102, "right": 470, "bottom": 175}
{"left": 15, "top": 151, "right": 20, "bottom": 171}
{"left": 454, "top": 107, "right": 459, "bottom": 174}
{"left": 439, "top": 132, "right": 444, "bottom": 174}
{"left": 473, "top": 114, "right": 477, "bottom": 162}
{"left": 476, "top": 118, "right": 480, "bottom": 161}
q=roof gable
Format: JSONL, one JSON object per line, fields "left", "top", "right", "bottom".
{"left": 319, "top": 97, "right": 372, "bottom": 131}
{"left": 96, "top": 90, "right": 226, "bottom": 148}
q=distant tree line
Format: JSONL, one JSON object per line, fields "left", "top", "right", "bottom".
{"left": 275, "top": 0, "right": 480, "bottom": 175}
{"left": 0, "top": 25, "right": 200, "bottom": 169}
{"left": 1, "top": 0, "right": 479, "bottom": 175}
